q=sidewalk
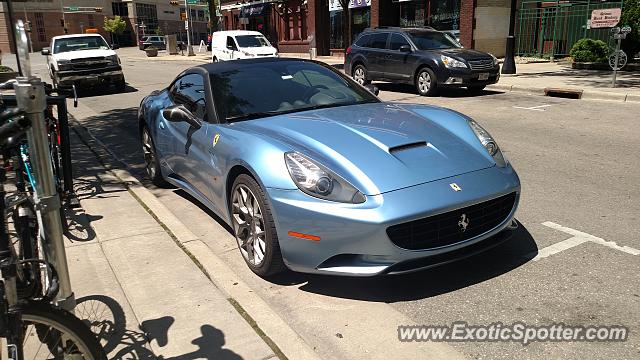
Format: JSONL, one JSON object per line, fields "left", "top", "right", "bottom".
{"left": 488, "top": 62, "right": 640, "bottom": 102}
{"left": 65, "top": 126, "right": 282, "bottom": 359}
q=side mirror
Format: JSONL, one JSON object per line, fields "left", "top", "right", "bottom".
{"left": 399, "top": 45, "right": 412, "bottom": 53}
{"left": 111, "top": 44, "right": 120, "bottom": 50}
{"left": 364, "top": 84, "right": 379, "bottom": 96}
{"left": 162, "top": 105, "right": 202, "bottom": 129}
{"left": 41, "top": 47, "right": 51, "bottom": 56}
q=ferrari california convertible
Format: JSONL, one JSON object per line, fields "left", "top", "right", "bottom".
{"left": 138, "top": 58, "right": 520, "bottom": 277}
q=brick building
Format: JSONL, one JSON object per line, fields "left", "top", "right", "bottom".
{"left": 220, "top": 0, "right": 513, "bottom": 57}
{"left": 0, "top": 0, "right": 210, "bottom": 53}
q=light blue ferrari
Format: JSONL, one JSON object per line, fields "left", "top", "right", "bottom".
{"left": 138, "top": 58, "right": 520, "bottom": 277}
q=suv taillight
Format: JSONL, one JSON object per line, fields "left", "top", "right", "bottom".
{"left": 346, "top": 46, "right": 352, "bottom": 55}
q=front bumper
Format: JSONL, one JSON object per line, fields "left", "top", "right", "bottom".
{"left": 267, "top": 165, "right": 520, "bottom": 276}
{"left": 56, "top": 66, "right": 124, "bottom": 87}
{"left": 437, "top": 65, "right": 500, "bottom": 88}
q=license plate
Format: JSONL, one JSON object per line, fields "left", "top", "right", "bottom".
{"left": 478, "top": 73, "right": 489, "bottom": 81}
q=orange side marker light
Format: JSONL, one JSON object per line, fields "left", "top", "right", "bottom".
{"left": 288, "top": 231, "right": 321, "bottom": 241}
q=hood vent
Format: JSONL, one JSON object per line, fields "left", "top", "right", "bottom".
{"left": 389, "top": 141, "right": 428, "bottom": 153}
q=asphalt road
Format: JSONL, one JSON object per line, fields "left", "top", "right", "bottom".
{"left": 8, "top": 50, "right": 639, "bottom": 359}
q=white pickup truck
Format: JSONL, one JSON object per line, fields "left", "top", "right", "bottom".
{"left": 41, "top": 33, "right": 126, "bottom": 91}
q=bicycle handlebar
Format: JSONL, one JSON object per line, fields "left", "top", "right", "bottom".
{"left": 0, "top": 116, "right": 30, "bottom": 143}
{"left": 0, "top": 108, "right": 24, "bottom": 126}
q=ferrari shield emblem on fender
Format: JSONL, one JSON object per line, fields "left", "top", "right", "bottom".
{"left": 449, "top": 183, "right": 462, "bottom": 192}
{"left": 213, "top": 133, "right": 220, "bottom": 147}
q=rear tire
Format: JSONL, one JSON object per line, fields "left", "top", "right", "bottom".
{"left": 230, "top": 174, "right": 285, "bottom": 277}
{"left": 352, "top": 64, "right": 370, "bottom": 85}
{"left": 416, "top": 67, "right": 438, "bottom": 96}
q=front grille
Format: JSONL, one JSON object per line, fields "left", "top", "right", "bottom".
{"left": 387, "top": 192, "right": 517, "bottom": 250}
{"left": 468, "top": 59, "right": 494, "bottom": 71}
{"left": 70, "top": 57, "right": 110, "bottom": 70}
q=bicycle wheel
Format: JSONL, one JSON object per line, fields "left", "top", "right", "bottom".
{"left": 20, "top": 301, "right": 107, "bottom": 360}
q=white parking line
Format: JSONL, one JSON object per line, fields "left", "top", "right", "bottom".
{"left": 513, "top": 104, "right": 552, "bottom": 111}
{"left": 532, "top": 221, "right": 640, "bottom": 261}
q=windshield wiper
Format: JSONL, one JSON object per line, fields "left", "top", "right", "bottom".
{"left": 226, "top": 111, "right": 284, "bottom": 122}
{"left": 225, "top": 100, "right": 378, "bottom": 122}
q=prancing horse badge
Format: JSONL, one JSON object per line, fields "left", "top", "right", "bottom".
{"left": 449, "top": 183, "right": 462, "bottom": 192}
{"left": 213, "top": 133, "right": 221, "bottom": 147}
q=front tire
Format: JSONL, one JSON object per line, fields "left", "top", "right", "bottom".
{"left": 416, "top": 67, "right": 438, "bottom": 96}
{"left": 352, "top": 64, "right": 370, "bottom": 85}
{"left": 230, "top": 174, "right": 285, "bottom": 277}
{"left": 141, "top": 125, "right": 168, "bottom": 187}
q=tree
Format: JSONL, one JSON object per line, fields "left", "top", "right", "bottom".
{"left": 208, "top": 0, "right": 219, "bottom": 32}
{"left": 621, "top": 0, "right": 640, "bottom": 62}
{"left": 104, "top": 16, "right": 127, "bottom": 45}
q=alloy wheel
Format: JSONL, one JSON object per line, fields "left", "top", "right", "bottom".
{"left": 418, "top": 71, "right": 431, "bottom": 94}
{"left": 353, "top": 67, "right": 365, "bottom": 85}
{"left": 232, "top": 185, "right": 267, "bottom": 266}
{"left": 141, "top": 128, "right": 156, "bottom": 179}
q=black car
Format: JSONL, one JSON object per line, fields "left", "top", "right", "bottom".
{"left": 139, "top": 36, "right": 186, "bottom": 51}
{"left": 345, "top": 27, "right": 500, "bottom": 96}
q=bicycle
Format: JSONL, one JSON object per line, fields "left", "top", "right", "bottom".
{"left": 0, "top": 107, "right": 107, "bottom": 360}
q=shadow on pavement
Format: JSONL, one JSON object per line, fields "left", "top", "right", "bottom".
{"left": 77, "top": 84, "right": 139, "bottom": 98}
{"left": 375, "top": 82, "right": 504, "bottom": 98}
{"left": 75, "top": 295, "right": 242, "bottom": 360}
{"left": 512, "top": 67, "right": 640, "bottom": 89}
{"left": 268, "top": 221, "right": 538, "bottom": 302}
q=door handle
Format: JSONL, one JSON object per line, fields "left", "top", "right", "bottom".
{"left": 159, "top": 121, "right": 166, "bottom": 129}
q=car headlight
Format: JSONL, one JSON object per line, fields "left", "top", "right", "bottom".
{"left": 285, "top": 152, "right": 366, "bottom": 204}
{"left": 441, "top": 55, "right": 467, "bottom": 69}
{"left": 57, "top": 60, "right": 72, "bottom": 71}
{"left": 468, "top": 119, "right": 507, "bottom": 167}
{"left": 489, "top": 53, "right": 499, "bottom": 66}
{"left": 106, "top": 54, "right": 119, "bottom": 65}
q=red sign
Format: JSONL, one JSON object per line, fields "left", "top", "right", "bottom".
{"left": 590, "top": 8, "right": 621, "bottom": 29}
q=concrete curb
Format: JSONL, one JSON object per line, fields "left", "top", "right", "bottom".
{"left": 488, "top": 83, "right": 638, "bottom": 103}
{"left": 69, "top": 106, "right": 321, "bottom": 360}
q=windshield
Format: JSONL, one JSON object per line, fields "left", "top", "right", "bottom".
{"left": 53, "top": 36, "right": 109, "bottom": 53}
{"left": 210, "top": 61, "right": 378, "bottom": 122}
{"left": 235, "top": 35, "right": 271, "bottom": 48}
{"left": 409, "top": 32, "right": 462, "bottom": 50}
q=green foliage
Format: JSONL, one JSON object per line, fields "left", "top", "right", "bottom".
{"left": 103, "top": 16, "right": 126, "bottom": 36}
{"left": 0, "top": 65, "right": 15, "bottom": 73}
{"left": 621, "top": 0, "right": 640, "bottom": 61}
{"left": 154, "top": 27, "right": 163, "bottom": 36}
{"left": 570, "top": 38, "right": 610, "bottom": 63}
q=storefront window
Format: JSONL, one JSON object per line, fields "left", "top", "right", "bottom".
{"left": 351, "top": 7, "right": 370, "bottom": 42}
{"left": 399, "top": 0, "right": 460, "bottom": 31}
{"left": 330, "top": 10, "right": 343, "bottom": 49}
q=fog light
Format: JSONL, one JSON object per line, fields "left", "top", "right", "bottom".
{"left": 444, "top": 77, "right": 463, "bottom": 84}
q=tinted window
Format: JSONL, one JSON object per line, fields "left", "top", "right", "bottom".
{"left": 369, "top": 33, "right": 389, "bottom": 49}
{"left": 354, "top": 34, "right": 370, "bottom": 48}
{"left": 53, "top": 36, "right": 109, "bottom": 53}
{"left": 171, "top": 74, "right": 207, "bottom": 121}
{"left": 226, "top": 36, "right": 238, "bottom": 50}
{"left": 409, "top": 32, "right": 462, "bottom": 50}
{"left": 236, "top": 35, "right": 270, "bottom": 48}
{"left": 210, "top": 61, "right": 378, "bottom": 122}
{"left": 389, "top": 33, "right": 410, "bottom": 51}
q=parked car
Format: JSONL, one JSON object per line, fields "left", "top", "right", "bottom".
{"left": 139, "top": 35, "right": 186, "bottom": 51}
{"left": 138, "top": 58, "right": 520, "bottom": 277}
{"left": 41, "top": 33, "right": 125, "bottom": 91}
{"left": 211, "top": 30, "right": 278, "bottom": 62}
{"left": 345, "top": 27, "right": 500, "bottom": 96}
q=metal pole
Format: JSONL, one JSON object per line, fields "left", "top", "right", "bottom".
{"left": 502, "top": 0, "right": 518, "bottom": 74}
{"left": 184, "top": 0, "right": 195, "bottom": 56}
{"left": 611, "top": 38, "right": 621, "bottom": 88}
{"left": 12, "top": 21, "right": 74, "bottom": 311}
{"left": 6, "top": 0, "right": 23, "bottom": 76}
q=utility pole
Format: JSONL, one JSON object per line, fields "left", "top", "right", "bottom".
{"left": 184, "top": 0, "right": 195, "bottom": 56}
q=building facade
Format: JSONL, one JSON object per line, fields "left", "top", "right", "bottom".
{"left": 220, "top": 0, "right": 514, "bottom": 57}
{"left": 0, "top": 0, "right": 210, "bottom": 53}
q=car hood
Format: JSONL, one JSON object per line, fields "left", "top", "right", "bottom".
{"left": 235, "top": 103, "right": 494, "bottom": 195}
{"left": 53, "top": 49, "right": 116, "bottom": 61}
{"left": 429, "top": 48, "right": 492, "bottom": 61}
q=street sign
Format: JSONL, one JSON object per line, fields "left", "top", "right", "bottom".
{"left": 185, "top": 20, "right": 189, "bottom": 30}
{"left": 68, "top": 6, "right": 79, "bottom": 11}
{"left": 187, "top": 0, "right": 198, "bottom": 4}
{"left": 609, "top": 50, "right": 627, "bottom": 70}
{"left": 590, "top": 8, "right": 621, "bottom": 29}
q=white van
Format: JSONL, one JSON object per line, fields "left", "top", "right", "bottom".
{"left": 211, "top": 30, "right": 278, "bottom": 62}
